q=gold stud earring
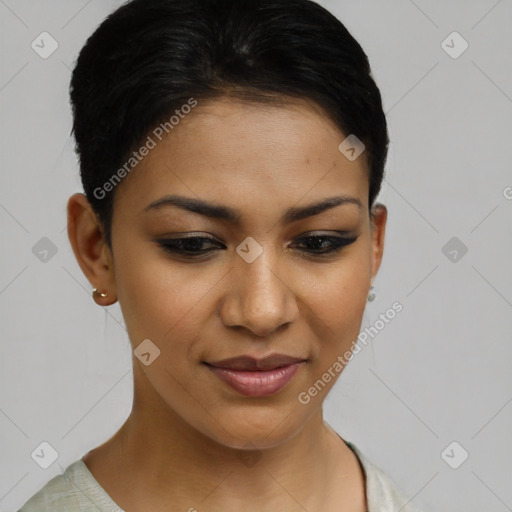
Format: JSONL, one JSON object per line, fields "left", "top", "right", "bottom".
{"left": 92, "top": 288, "right": 108, "bottom": 299}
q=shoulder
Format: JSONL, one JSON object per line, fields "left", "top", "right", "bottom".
{"left": 17, "top": 459, "right": 122, "bottom": 512}
{"left": 346, "top": 442, "right": 422, "bottom": 512}
{"left": 17, "top": 460, "right": 83, "bottom": 511}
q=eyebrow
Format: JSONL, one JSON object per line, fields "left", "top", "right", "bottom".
{"left": 143, "top": 194, "right": 363, "bottom": 224}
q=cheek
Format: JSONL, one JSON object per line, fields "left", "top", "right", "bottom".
{"left": 295, "top": 265, "right": 369, "bottom": 402}
{"left": 298, "top": 260, "right": 369, "bottom": 329}
{"left": 113, "top": 243, "right": 217, "bottom": 350}
{"left": 323, "top": 272, "right": 368, "bottom": 330}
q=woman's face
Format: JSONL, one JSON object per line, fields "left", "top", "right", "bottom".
{"left": 95, "top": 97, "right": 386, "bottom": 449}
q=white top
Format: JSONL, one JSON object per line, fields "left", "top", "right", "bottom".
{"left": 18, "top": 441, "right": 421, "bottom": 511}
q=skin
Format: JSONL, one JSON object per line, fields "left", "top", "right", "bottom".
{"left": 67, "top": 96, "right": 387, "bottom": 511}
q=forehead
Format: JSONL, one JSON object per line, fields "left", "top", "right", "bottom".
{"left": 112, "top": 97, "right": 369, "bottom": 220}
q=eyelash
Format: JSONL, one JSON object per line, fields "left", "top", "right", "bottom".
{"left": 155, "top": 232, "right": 357, "bottom": 259}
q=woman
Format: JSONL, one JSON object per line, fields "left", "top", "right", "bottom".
{"left": 19, "top": 0, "right": 420, "bottom": 510}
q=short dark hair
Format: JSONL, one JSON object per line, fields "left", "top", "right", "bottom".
{"left": 70, "top": 0, "right": 389, "bottom": 251}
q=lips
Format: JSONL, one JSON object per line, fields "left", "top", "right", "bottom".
{"left": 204, "top": 354, "right": 306, "bottom": 397}
{"left": 206, "top": 354, "right": 306, "bottom": 371}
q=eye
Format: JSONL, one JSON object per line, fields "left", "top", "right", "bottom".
{"left": 156, "top": 234, "right": 225, "bottom": 258}
{"left": 290, "top": 232, "right": 358, "bottom": 256}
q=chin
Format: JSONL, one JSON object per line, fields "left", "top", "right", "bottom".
{"left": 201, "top": 408, "right": 307, "bottom": 451}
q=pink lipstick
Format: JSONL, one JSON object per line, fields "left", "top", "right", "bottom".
{"left": 205, "top": 354, "right": 306, "bottom": 397}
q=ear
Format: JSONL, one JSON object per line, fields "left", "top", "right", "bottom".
{"left": 369, "top": 203, "right": 387, "bottom": 281}
{"left": 66, "top": 193, "right": 117, "bottom": 305}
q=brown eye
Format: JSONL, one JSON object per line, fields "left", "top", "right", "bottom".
{"left": 291, "top": 234, "right": 357, "bottom": 255}
{"left": 156, "top": 235, "right": 225, "bottom": 257}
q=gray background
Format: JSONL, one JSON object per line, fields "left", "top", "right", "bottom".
{"left": 1, "top": 1, "right": 511, "bottom": 511}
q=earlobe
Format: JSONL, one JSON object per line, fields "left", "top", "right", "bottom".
{"left": 369, "top": 202, "right": 387, "bottom": 281}
{"left": 66, "top": 193, "right": 117, "bottom": 305}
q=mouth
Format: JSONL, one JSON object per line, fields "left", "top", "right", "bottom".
{"left": 203, "top": 354, "right": 307, "bottom": 397}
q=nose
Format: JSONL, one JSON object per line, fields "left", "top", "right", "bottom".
{"left": 220, "top": 251, "right": 299, "bottom": 338}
